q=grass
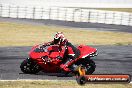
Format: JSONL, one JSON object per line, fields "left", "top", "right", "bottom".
{"left": 0, "top": 21, "right": 132, "bottom": 46}
{"left": 0, "top": 80, "right": 131, "bottom": 88}
{"left": 95, "top": 8, "right": 132, "bottom": 13}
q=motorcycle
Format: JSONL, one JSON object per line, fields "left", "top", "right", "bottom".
{"left": 20, "top": 43, "right": 97, "bottom": 75}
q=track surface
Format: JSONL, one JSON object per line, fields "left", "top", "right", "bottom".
{"left": 0, "top": 46, "right": 132, "bottom": 80}
{"left": 0, "top": 17, "right": 132, "bottom": 33}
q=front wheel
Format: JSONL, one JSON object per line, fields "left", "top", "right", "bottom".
{"left": 76, "top": 58, "right": 96, "bottom": 75}
{"left": 20, "top": 58, "right": 41, "bottom": 74}
{"left": 85, "top": 59, "right": 96, "bottom": 74}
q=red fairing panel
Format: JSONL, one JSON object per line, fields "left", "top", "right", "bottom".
{"left": 78, "top": 45, "right": 97, "bottom": 58}
{"left": 30, "top": 52, "right": 48, "bottom": 59}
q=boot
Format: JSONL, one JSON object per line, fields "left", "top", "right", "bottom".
{"left": 60, "top": 58, "right": 75, "bottom": 72}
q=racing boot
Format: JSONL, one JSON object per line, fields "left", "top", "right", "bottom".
{"left": 60, "top": 57, "right": 75, "bottom": 72}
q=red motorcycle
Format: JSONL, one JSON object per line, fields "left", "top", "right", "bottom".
{"left": 20, "top": 44, "right": 97, "bottom": 75}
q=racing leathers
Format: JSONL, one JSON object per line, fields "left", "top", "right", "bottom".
{"left": 44, "top": 39, "right": 80, "bottom": 72}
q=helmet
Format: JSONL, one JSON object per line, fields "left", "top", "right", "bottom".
{"left": 54, "top": 32, "right": 65, "bottom": 44}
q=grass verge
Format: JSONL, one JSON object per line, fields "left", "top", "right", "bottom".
{"left": 0, "top": 21, "right": 132, "bottom": 46}
{"left": 0, "top": 80, "right": 132, "bottom": 88}
{"left": 95, "top": 8, "right": 132, "bottom": 13}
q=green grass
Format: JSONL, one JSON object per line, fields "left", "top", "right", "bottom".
{"left": 96, "top": 8, "right": 132, "bottom": 13}
{"left": 0, "top": 80, "right": 131, "bottom": 88}
{"left": 0, "top": 21, "right": 132, "bottom": 46}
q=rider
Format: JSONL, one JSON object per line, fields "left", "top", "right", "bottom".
{"left": 44, "top": 32, "right": 80, "bottom": 72}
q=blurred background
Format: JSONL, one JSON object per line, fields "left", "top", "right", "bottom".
{"left": 0, "top": 0, "right": 132, "bottom": 8}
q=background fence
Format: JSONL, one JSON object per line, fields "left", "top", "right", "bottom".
{"left": 0, "top": 4, "right": 132, "bottom": 26}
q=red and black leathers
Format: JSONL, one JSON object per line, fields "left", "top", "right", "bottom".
{"left": 44, "top": 39, "right": 80, "bottom": 72}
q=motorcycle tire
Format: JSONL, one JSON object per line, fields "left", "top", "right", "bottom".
{"left": 20, "top": 58, "right": 41, "bottom": 74}
{"left": 76, "top": 58, "right": 96, "bottom": 75}
{"left": 85, "top": 59, "right": 96, "bottom": 74}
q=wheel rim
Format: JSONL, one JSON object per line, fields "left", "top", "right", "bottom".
{"left": 23, "top": 62, "right": 31, "bottom": 72}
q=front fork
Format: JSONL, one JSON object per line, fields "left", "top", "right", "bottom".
{"left": 71, "top": 64, "right": 86, "bottom": 76}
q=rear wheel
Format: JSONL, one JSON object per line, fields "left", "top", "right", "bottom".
{"left": 20, "top": 58, "right": 41, "bottom": 74}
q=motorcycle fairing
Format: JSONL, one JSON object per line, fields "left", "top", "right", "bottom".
{"left": 28, "top": 44, "right": 97, "bottom": 73}
{"left": 77, "top": 45, "right": 97, "bottom": 58}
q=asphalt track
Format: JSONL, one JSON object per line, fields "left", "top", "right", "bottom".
{"left": 0, "top": 46, "right": 132, "bottom": 80}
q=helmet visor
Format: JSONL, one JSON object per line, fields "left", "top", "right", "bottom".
{"left": 54, "top": 37, "right": 60, "bottom": 44}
